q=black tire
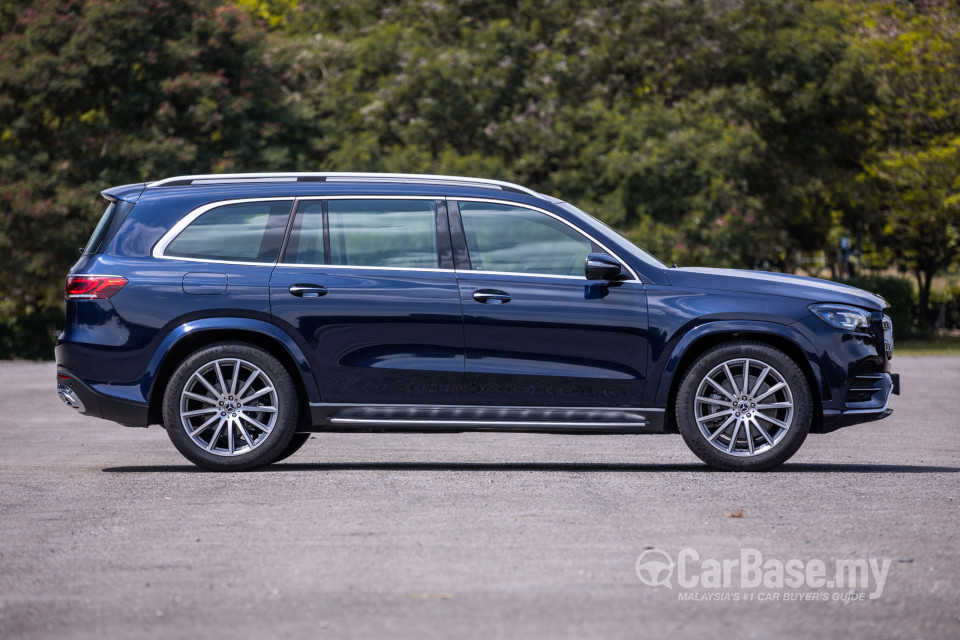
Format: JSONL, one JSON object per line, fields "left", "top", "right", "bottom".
{"left": 162, "top": 342, "right": 299, "bottom": 471}
{"left": 271, "top": 432, "right": 312, "bottom": 464}
{"left": 675, "top": 341, "right": 812, "bottom": 471}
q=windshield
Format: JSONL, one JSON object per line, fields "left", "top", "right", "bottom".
{"left": 556, "top": 201, "right": 667, "bottom": 269}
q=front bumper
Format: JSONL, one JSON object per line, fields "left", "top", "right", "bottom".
{"left": 821, "top": 371, "right": 900, "bottom": 432}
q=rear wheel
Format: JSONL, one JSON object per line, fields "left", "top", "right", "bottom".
{"left": 676, "top": 342, "right": 812, "bottom": 471}
{"left": 163, "top": 342, "right": 298, "bottom": 471}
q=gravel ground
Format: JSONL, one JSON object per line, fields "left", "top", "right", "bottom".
{"left": 0, "top": 357, "right": 958, "bottom": 639}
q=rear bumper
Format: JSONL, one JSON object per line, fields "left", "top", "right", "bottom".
{"left": 820, "top": 372, "right": 899, "bottom": 433}
{"left": 55, "top": 368, "right": 149, "bottom": 427}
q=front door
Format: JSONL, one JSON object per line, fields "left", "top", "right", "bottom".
{"left": 451, "top": 200, "right": 648, "bottom": 407}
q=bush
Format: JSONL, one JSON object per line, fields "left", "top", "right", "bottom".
{"left": 841, "top": 275, "right": 915, "bottom": 339}
{"left": 0, "top": 307, "right": 61, "bottom": 360}
{"left": 930, "top": 286, "right": 960, "bottom": 331}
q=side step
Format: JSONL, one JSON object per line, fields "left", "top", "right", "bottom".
{"left": 307, "top": 404, "right": 666, "bottom": 434}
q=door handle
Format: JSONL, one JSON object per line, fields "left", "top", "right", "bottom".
{"left": 473, "top": 289, "right": 511, "bottom": 304}
{"left": 289, "top": 284, "right": 328, "bottom": 298}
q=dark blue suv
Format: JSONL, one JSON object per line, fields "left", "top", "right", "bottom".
{"left": 56, "top": 173, "right": 899, "bottom": 471}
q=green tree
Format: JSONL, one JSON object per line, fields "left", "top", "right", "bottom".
{"left": 851, "top": 1, "right": 960, "bottom": 328}
{"left": 0, "top": 0, "right": 312, "bottom": 357}
{"left": 860, "top": 140, "right": 960, "bottom": 327}
{"left": 259, "top": 0, "right": 877, "bottom": 269}
{"left": 4, "top": 0, "right": 955, "bottom": 356}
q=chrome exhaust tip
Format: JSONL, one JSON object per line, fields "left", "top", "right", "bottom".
{"left": 57, "top": 383, "right": 86, "bottom": 413}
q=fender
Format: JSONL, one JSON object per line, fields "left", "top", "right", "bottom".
{"left": 651, "top": 319, "right": 826, "bottom": 408}
{"left": 142, "top": 317, "right": 321, "bottom": 406}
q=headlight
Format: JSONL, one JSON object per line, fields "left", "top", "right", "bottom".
{"left": 808, "top": 303, "right": 873, "bottom": 332}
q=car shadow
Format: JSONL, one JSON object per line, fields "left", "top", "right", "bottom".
{"left": 101, "top": 461, "right": 960, "bottom": 474}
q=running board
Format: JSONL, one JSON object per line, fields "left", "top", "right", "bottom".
{"left": 307, "top": 403, "right": 666, "bottom": 434}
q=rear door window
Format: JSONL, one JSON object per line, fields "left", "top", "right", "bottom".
{"left": 284, "top": 199, "right": 438, "bottom": 269}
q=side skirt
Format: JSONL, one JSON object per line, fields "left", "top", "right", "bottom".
{"left": 306, "top": 403, "right": 666, "bottom": 434}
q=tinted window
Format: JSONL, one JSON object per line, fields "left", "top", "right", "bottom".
{"left": 327, "top": 199, "right": 437, "bottom": 268}
{"left": 458, "top": 202, "right": 595, "bottom": 276}
{"left": 284, "top": 201, "right": 326, "bottom": 265}
{"left": 84, "top": 200, "right": 134, "bottom": 255}
{"left": 165, "top": 201, "right": 291, "bottom": 262}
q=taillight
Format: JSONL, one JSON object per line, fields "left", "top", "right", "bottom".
{"left": 65, "top": 275, "right": 128, "bottom": 300}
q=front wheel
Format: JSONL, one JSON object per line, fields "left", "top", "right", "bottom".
{"left": 272, "top": 432, "right": 312, "bottom": 464}
{"left": 675, "top": 342, "right": 812, "bottom": 471}
{"left": 162, "top": 342, "right": 299, "bottom": 471}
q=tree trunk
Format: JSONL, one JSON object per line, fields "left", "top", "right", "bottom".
{"left": 916, "top": 269, "right": 934, "bottom": 331}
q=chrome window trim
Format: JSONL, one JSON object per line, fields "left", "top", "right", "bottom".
{"left": 272, "top": 264, "right": 639, "bottom": 282}
{"left": 152, "top": 195, "right": 640, "bottom": 282}
{"left": 152, "top": 197, "right": 295, "bottom": 263}
{"left": 454, "top": 197, "right": 640, "bottom": 282}
{"left": 152, "top": 256, "right": 279, "bottom": 266}
{"left": 453, "top": 269, "right": 610, "bottom": 282}
{"left": 274, "top": 263, "right": 455, "bottom": 274}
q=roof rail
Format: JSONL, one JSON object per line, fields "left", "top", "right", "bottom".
{"left": 146, "top": 172, "right": 542, "bottom": 198}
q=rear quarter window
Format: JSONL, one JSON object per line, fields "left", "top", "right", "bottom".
{"left": 164, "top": 200, "right": 292, "bottom": 263}
{"left": 84, "top": 200, "right": 134, "bottom": 255}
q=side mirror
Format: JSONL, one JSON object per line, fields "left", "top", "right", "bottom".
{"left": 585, "top": 253, "right": 622, "bottom": 281}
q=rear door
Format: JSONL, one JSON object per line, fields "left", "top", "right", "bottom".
{"left": 451, "top": 199, "right": 648, "bottom": 407}
{"left": 269, "top": 197, "right": 464, "bottom": 405}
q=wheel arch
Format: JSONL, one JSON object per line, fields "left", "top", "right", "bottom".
{"left": 146, "top": 319, "right": 318, "bottom": 427}
{"left": 656, "top": 323, "right": 824, "bottom": 434}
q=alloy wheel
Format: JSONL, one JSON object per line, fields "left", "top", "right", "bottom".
{"left": 178, "top": 358, "right": 279, "bottom": 457}
{"left": 693, "top": 357, "right": 795, "bottom": 457}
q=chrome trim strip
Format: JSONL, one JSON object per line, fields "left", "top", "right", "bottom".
{"left": 328, "top": 418, "right": 649, "bottom": 428}
{"left": 274, "top": 263, "right": 601, "bottom": 279}
{"left": 455, "top": 270, "right": 593, "bottom": 282}
{"left": 146, "top": 172, "right": 543, "bottom": 197}
{"left": 452, "top": 197, "right": 640, "bottom": 282}
{"left": 312, "top": 403, "right": 665, "bottom": 431}
{"left": 151, "top": 256, "right": 278, "bottom": 266}
{"left": 310, "top": 402, "right": 665, "bottom": 412}
{"left": 274, "top": 263, "right": 455, "bottom": 274}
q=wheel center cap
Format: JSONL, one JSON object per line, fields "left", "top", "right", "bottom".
{"left": 225, "top": 402, "right": 237, "bottom": 412}
{"left": 738, "top": 401, "right": 750, "bottom": 412}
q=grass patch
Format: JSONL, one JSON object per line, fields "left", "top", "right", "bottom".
{"left": 895, "top": 335, "right": 960, "bottom": 356}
